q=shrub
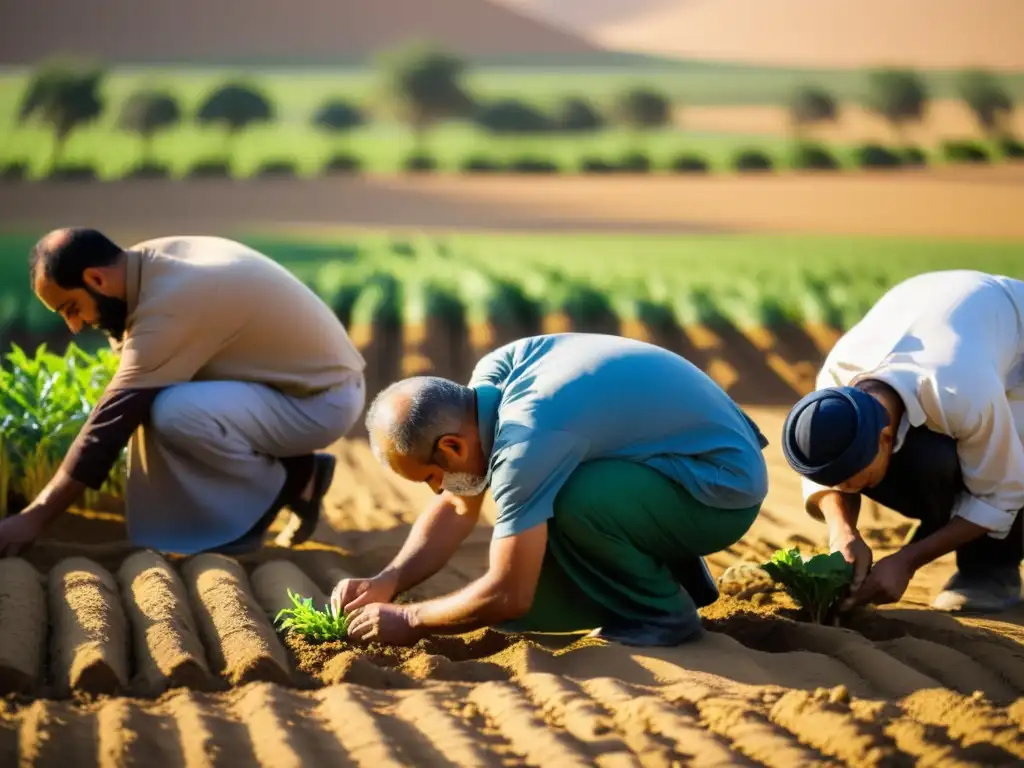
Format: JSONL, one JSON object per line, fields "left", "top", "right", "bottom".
{"left": 942, "top": 140, "right": 990, "bottom": 164}
{"left": 313, "top": 99, "right": 365, "bottom": 133}
{"left": 865, "top": 68, "right": 928, "bottom": 135}
{"left": 789, "top": 142, "right": 840, "bottom": 170}
{"left": 255, "top": 159, "right": 298, "bottom": 177}
{"left": 853, "top": 143, "right": 903, "bottom": 168}
{"left": 123, "top": 162, "right": 170, "bottom": 180}
{"left": 614, "top": 87, "right": 672, "bottom": 131}
{"left": 956, "top": 69, "right": 1013, "bottom": 136}
{"left": 118, "top": 90, "right": 181, "bottom": 166}
{"left": 789, "top": 86, "right": 838, "bottom": 129}
{"left": 618, "top": 151, "right": 652, "bottom": 173}
{"left": 508, "top": 156, "right": 559, "bottom": 174}
{"left": 197, "top": 83, "right": 274, "bottom": 145}
{"left": 461, "top": 155, "right": 503, "bottom": 173}
{"left": 404, "top": 153, "right": 437, "bottom": 173}
{"left": 475, "top": 98, "right": 554, "bottom": 134}
{"left": 0, "top": 161, "right": 28, "bottom": 181}
{"left": 669, "top": 154, "right": 709, "bottom": 173}
{"left": 322, "top": 153, "right": 362, "bottom": 174}
{"left": 901, "top": 146, "right": 928, "bottom": 166}
{"left": 732, "top": 149, "right": 774, "bottom": 172}
{"left": 579, "top": 157, "right": 616, "bottom": 174}
{"left": 187, "top": 158, "right": 232, "bottom": 178}
{"left": 46, "top": 163, "right": 97, "bottom": 181}
{"left": 556, "top": 97, "right": 604, "bottom": 132}
{"left": 1000, "top": 138, "right": 1024, "bottom": 158}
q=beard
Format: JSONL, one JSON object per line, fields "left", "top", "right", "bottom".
{"left": 86, "top": 287, "right": 128, "bottom": 342}
{"left": 441, "top": 471, "right": 489, "bottom": 497}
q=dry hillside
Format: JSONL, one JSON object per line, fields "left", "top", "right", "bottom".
{"left": 500, "top": 0, "right": 1024, "bottom": 70}
{"left": 0, "top": 0, "right": 598, "bottom": 64}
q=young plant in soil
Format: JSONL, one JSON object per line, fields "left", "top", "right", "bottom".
{"left": 274, "top": 589, "right": 349, "bottom": 642}
{"left": 761, "top": 548, "right": 853, "bottom": 625}
{"left": 1, "top": 342, "right": 124, "bottom": 517}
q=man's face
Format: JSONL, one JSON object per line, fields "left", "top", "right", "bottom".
{"left": 836, "top": 431, "right": 894, "bottom": 494}
{"left": 35, "top": 270, "right": 128, "bottom": 342}
{"left": 387, "top": 434, "right": 488, "bottom": 497}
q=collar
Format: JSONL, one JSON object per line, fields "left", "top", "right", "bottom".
{"left": 124, "top": 249, "right": 143, "bottom": 320}
{"left": 473, "top": 383, "right": 501, "bottom": 473}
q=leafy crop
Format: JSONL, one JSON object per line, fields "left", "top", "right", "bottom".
{"left": 761, "top": 548, "right": 854, "bottom": 624}
{"left": 274, "top": 589, "right": 349, "bottom": 641}
{"left": 0, "top": 343, "right": 123, "bottom": 516}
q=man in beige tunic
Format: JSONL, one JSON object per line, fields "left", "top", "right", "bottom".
{"left": 0, "top": 228, "right": 366, "bottom": 556}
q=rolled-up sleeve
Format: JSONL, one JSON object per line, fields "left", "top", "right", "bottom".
{"left": 948, "top": 388, "right": 1024, "bottom": 538}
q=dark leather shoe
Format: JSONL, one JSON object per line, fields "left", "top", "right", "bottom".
{"left": 274, "top": 452, "right": 336, "bottom": 548}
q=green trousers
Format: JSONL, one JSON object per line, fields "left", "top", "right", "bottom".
{"left": 500, "top": 459, "right": 760, "bottom": 634}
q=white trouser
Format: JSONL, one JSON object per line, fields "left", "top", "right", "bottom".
{"left": 124, "top": 371, "right": 365, "bottom": 554}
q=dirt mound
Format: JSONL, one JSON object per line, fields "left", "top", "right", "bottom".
{"left": 0, "top": 0, "right": 598, "bottom": 64}
{"left": 1, "top": 540, "right": 1022, "bottom": 766}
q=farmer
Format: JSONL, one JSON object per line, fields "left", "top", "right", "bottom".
{"left": 0, "top": 228, "right": 366, "bottom": 557}
{"left": 330, "top": 333, "right": 770, "bottom": 646}
{"left": 782, "top": 270, "right": 1024, "bottom": 613}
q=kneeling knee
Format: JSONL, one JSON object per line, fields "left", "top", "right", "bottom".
{"left": 150, "top": 386, "right": 209, "bottom": 443}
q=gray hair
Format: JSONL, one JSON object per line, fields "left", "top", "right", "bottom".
{"left": 365, "top": 376, "right": 475, "bottom": 464}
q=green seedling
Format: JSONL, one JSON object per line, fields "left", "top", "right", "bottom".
{"left": 274, "top": 589, "right": 349, "bottom": 641}
{"left": 761, "top": 548, "right": 854, "bottom": 625}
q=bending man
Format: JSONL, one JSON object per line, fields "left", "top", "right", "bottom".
{"left": 782, "top": 270, "right": 1024, "bottom": 613}
{"left": 331, "top": 333, "right": 769, "bottom": 646}
{"left": 0, "top": 229, "right": 366, "bottom": 556}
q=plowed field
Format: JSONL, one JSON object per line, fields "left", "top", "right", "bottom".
{"left": 3, "top": 410, "right": 1024, "bottom": 766}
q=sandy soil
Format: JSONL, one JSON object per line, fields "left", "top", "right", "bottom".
{"left": 3, "top": 402, "right": 1023, "bottom": 766}
{"left": 3, "top": 169, "right": 1023, "bottom": 239}
{"left": 682, "top": 100, "right": 1024, "bottom": 147}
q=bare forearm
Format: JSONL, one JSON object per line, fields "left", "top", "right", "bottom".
{"left": 819, "top": 491, "right": 862, "bottom": 538}
{"left": 900, "top": 517, "right": 988, "bottom": 570}
{"left": 381, "top": 495, "right": 480, "bottom": 593}
{"left": 30, "top": 469, "right": 85, "bottom": 525}
{"left": 409, "top": 575, "right": 521, "bottom": 634}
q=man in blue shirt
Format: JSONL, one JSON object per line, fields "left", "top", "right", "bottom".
{"left": 331, "top": 333, "right": 770, "bottom": 646}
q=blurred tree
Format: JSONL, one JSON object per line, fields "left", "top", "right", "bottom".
{"left": 313, "top": 99, "right": 366, "bottom": 149}
{"left": 475, "top": 99, "right": 553, "bottom": 134}
{"left": 377, "top": 44, "right": 475, "bottom": 153}
{"left": 196, "top": 82, "right": 274, "bottom": 151}
{"left": 118, "top": 90, "right": 181, "bottom": 166}
{"left": 18, "top": 59, "right": 105, "bottom": 170}
{"left": 789, "top": 86, "right": 838, "bottom": 137}
{"left": 865, "top": 69, "right": 928, "bottom": 142}
{"left": 956, "top": 69, "right": 1014, "bottom": 137}
{"left": 613, "top": 86, "right": 671, "bottom": 149}
{"left": 557, "top": 97, "right": 604, "bottom": 132}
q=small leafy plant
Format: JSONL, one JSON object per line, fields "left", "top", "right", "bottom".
{"left": 274, "top": 589, "right": 349, "bottom": 641}
{"left": 761, "top": 548, "right": 854, "bottom": 625}
{"left": 1, "top": 342, "right": 124, "bottom": 516}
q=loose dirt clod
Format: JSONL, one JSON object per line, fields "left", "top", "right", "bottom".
{"left": 182, "top": 554, "right": 292, "bottom": 687}
{"left": 0, "top": 558, "right": 46, "bottom": 695}
{"left": 117, "top": 550, "right": 212, "bottom": 695}
{"left": 49, "top": 557, "right": 130, "bottom": 697}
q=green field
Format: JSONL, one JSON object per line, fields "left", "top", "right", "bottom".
{"left": 4, "top": 61, "right": 1023, "bottom": 178}
{"left": 5, "top": 232, "right": 1023, "bottom": 345}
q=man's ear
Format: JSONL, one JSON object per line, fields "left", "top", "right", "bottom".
{"left": 437, "top": 435, "right": 467, "bottom": 461}
{"left": 82, "top": 267, "right": 106, "bottom": 292}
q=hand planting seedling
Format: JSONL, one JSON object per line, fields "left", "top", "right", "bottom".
{"left": 761, "top": 548, "right": 854, "bottom": 625}
{"left": 274, "top": 589, "right": 349, "bottom": 641}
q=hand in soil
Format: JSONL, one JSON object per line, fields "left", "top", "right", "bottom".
{"left": 330, "top": 573, "right": 398, "bottom": 616}
{"left": 346, "top": 602, "right": 422, "bottom": 646}
{"left": 848, "top": 552, "right": 914, "bottom": 607}
{"left": 832, "top": 533, "right": 873, "bottom": 611}
{"left": 0, "top": 507, "right": 46, "bottom": 557}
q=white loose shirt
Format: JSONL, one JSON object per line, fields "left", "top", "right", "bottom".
{"left": 803, "top": 270, "right": 1024, "bottom": 540}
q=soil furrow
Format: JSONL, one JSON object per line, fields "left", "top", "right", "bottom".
{"left": 250, "top": 561, "right": 328, "bottom": 618}
{"left": 0, "top": 558, "right": 46, "bottom": 695}
{"left": 96, "top": 699, "right": 183, "bottom": 768}
{"left": 18, "top": 700, "right": 97, "bottom": 768}
{"left": 392, "top": 688, "right": 504, "bottom": 768}
{"left": 516, "top": 672, "right": 638, "bottom": 763}
{"left": 116, "top": 551, "right": 211, "bottom": 696}
{"left": 182, "top": 554, "right": 292, "bottom": 687}
{"left": 233, "top": 682, "right": 353, "bottom": 767}
{"left": 315, "top": 684, "right": 410, "bottom": 767}
{"left": 663, "top": 682, "right": 840, "bottom": 767}
{"left": 167, "top": 690, "right": 259, "bottom": 768}
{"left": 768, "top": 689, "right": 910, "bottom": 766}
{"left": 584, "top": 678, "right": 748, "bottom": 767}
{"left": 900, "top": 690, "right": 1024, "bottom": 760}
{"left": 48, "top": 557, "right": 130, "bottom": 697}
{"left": 878, "top": 637, "right": 1020, "bottom": 705}
{"left": 467, "top": 680, "right": 606, "bottom": 767}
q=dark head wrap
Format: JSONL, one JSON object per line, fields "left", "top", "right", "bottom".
{"left": 782, "top": 386, "right": 890, "bottom": 487}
